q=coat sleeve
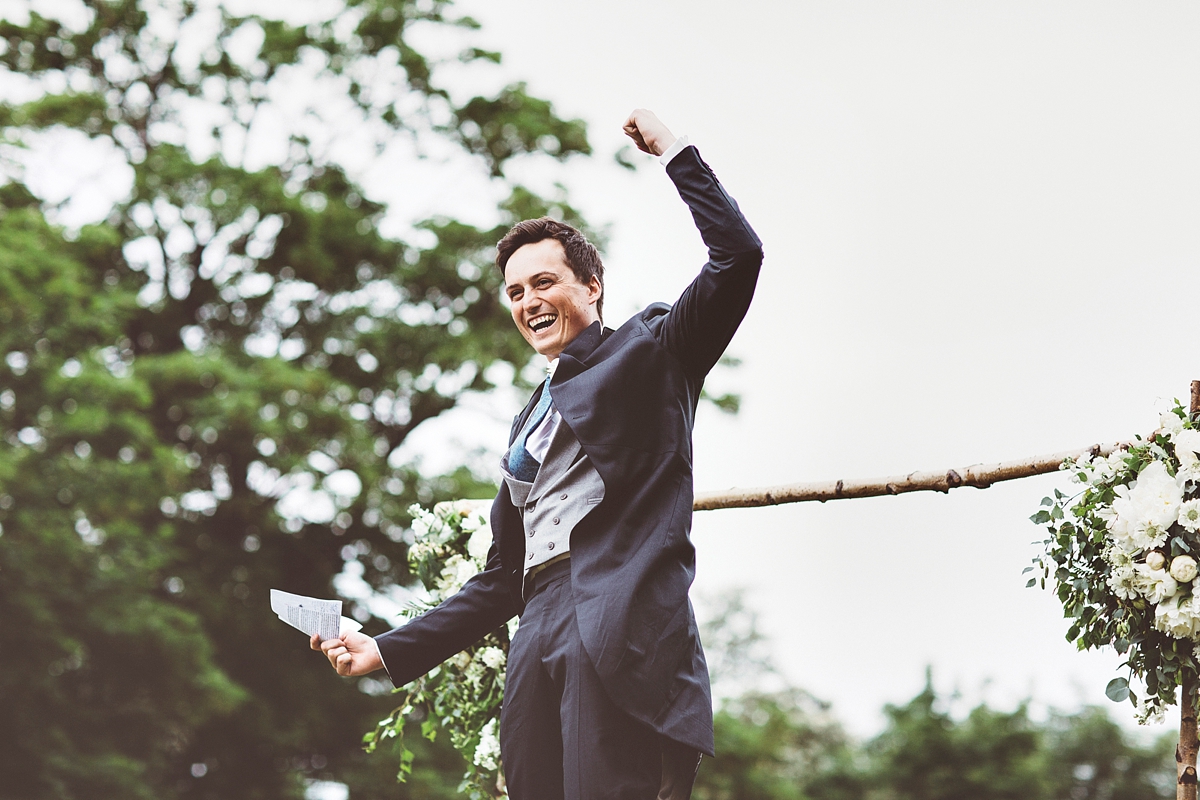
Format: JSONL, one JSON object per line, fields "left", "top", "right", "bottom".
{"left": 374, "top": 538, "right": 518, "bottom": 688}
{"left": 655, "top": 145, "right": 764, "bottom": 381}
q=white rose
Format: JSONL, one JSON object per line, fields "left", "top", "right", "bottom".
{"left": 479, "top": 646, "right": 506, "bottom": 670}
{"left": 1146, "top": 551, "right": 1166, "bottom": 571}
{"left": 437, "top": 554, "right": 479, "bottom": 595}
{"left": 467, "top": 526, "right": 493, "bottom": 563}
{"left": 1171, "top": 555, "right": 1199, "bottom": 583}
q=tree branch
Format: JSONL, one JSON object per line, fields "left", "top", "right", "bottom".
{"left": 693, "top": 441, "right": 1130, "bottom": 511}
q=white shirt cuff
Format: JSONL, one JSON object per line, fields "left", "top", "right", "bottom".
{"left": 371, "top": 636, "right": 392, "bottom": 679}
{"left": 658, "top": 135, "right": 690, "bottom": 166}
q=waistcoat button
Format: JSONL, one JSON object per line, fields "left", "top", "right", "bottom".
{"left": 528, "top": 552, "right": 534, "bottom": 560}
{"left": 547, "top": 542, "right": 555, "bottom": 550}
{"left": 552, "top": 517, "right": 560, "bottom": 524}
{"left": 560, "top": 493, "right": 568, "bottom": 500}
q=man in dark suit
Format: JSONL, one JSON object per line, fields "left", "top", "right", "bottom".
{"left": 314, "top": 109, "right": 763, "bottom": 799}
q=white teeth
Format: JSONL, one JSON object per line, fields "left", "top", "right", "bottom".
{"left": 529, "top": 314, "right": 557, "bottom": 332}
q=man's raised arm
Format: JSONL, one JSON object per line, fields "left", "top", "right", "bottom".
{"left": 623, "top": 109, "right": 764, "bottom": 381}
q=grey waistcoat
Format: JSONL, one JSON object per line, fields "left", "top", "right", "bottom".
{"left": 501, "top": 415, "right": 606, "bottom": 591}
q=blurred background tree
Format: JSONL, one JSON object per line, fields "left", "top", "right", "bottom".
{"left": 692, "top": 594, "right": 1175, "bottom": 800}
{"left": 0, "top": 0, "right": 592, "bottom": 796}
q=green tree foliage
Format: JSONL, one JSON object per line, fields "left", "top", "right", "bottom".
{"left": 694, "top": 689, "right": 861, "bottom": 800}
{"left": 692, "top": 598, "right": 1171, "bottom": 800}
{"left": 693, "top": 672, "right": 1175, "bottom": 800}
{"left": 0, "top": 0, "right": 592, "bottom": 797}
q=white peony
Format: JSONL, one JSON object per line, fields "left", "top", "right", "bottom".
{"left": 1171, "top": 555, "right": 1199, "bottom": 584}
{"left": 1154, "top": 593, "right": 1200, "bottom": 639}
{"left": 1109, "top": 461, "right": 1184, "bottom": 552}
{"left": 1135, "top": 564, "right": 1178, "bottom": 603}
{"left": 1146, "top": 551, "right": 1166, "bottom": 571}
{"left": 1180, "top": 500, "right": 1200, "bottom": 533}
{"left": 473, "top": 719, "right": 502, "bottom": 771}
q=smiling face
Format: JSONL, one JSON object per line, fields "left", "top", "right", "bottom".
{"left": 504, "top": 238, "right": 602, "bottom": 360}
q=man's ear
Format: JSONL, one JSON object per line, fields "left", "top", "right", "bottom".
{"left": 587, "top": 275, "right": 602, "bottom": 305}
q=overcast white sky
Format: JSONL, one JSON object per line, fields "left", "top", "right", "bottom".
{"left": 7, "top": 0, "right": 1200, "bottom": 738}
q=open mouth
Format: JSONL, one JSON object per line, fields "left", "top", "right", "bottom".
{"left": 528, "top": 314, "right": 557, "bottom": 333}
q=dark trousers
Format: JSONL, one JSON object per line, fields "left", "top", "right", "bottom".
{"left": 500, "top": 560, "right": 701, "bottom": 800}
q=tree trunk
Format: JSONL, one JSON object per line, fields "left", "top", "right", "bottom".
{"left": 1181, "top": 381, "right": 1200, "bottom": 800}
{"left": 1180, "top": 668, "right": 1198, "bottom": 799}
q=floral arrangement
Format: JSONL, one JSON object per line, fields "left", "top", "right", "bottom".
{"left": 362, "top": 499, "right": 511, "bottom": 797}
{"left": 1032, "top": 402, "right": 1200, "bottom": 723}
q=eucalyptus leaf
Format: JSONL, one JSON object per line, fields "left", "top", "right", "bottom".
{"left": 1106, "top": 677, "right": 1130, "bottom": 702}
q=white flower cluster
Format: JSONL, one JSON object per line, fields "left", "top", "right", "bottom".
{"left": 408, "top": 500, "right": 494, "bottom": 602}
{"left": 1134, "top": 699, "right": 1166, "bottom": 725}
{"left": 397, "top": 498, "right": 509, "bottom": 789}
{"left": 473, "top": 718, "right": 501, "bottom": 771}
{"left": 1077, "top": 410, "right": 1200, "bottom": 641}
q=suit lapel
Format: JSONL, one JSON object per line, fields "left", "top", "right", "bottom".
{"left": 509, "top": 381, "right": 547, "bottom": 446}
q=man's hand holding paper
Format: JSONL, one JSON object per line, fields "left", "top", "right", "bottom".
{"left": 310, "top": 631, "right": 384, "bottom": 676}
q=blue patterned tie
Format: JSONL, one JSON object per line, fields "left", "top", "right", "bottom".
{"left": 506, "top": 374, "right": 553, "bottom": 482}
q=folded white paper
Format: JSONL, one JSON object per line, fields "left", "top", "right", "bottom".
{"left": 270, "top": 589, "right": 363, "bottom": 641}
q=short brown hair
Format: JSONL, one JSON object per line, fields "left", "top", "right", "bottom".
{"left": 496, "top": 217, "right": 605, "bottom": 320}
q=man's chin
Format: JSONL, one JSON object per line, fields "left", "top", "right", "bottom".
{"left": 527, "top": 329, "right": 563, "bottom": 358}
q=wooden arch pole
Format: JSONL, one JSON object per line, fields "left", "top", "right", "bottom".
{"left": 692, "top": 443, "right": 1127, "bottom": 511}
{"left": 1181, "top": 380, "right": 1200, "bottom": 800}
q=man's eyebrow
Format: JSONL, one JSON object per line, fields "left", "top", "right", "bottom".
{"left": 507, "top": 271, "right": 559, "bottom": 290}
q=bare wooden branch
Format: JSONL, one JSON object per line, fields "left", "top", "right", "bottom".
{"left": 693, "top": 442, "right": 1128, "bottom": 512}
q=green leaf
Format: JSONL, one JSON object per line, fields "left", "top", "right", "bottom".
{"left": 1042, "top": 496, "right": 1054, "bottom": 507}
{"left": 1105, "top": 677, "right": 1130, "bottom": 702}
{"left": 1026, "top": 578, "right": 1036, "bottom": 588}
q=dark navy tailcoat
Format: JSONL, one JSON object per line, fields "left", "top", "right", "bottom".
{"left": 376, "top": 145, "right": 763, "bottom": 756}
